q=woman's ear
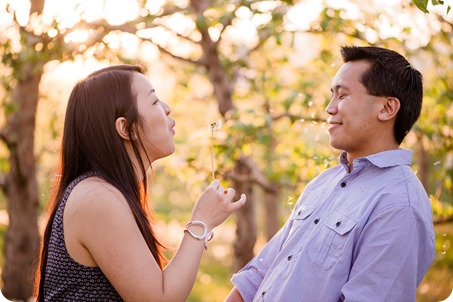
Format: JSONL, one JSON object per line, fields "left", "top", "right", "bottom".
{"left": 115, "top": 117, "right": 131, "bottom": 140}
{"left": 378, "top": 97, "right": 400, "bottom": 121}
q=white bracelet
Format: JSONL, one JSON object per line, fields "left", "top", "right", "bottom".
{"left": 184, "top": 221, "right": 214, "bottom": 250}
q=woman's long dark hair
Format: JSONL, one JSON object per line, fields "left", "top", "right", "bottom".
{"left": 35, "top": 65, "right": 165, "bottom": 301}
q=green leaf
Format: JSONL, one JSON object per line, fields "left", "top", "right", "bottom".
{"left": 413, "top": 0, "right": 429, "bottom": 13}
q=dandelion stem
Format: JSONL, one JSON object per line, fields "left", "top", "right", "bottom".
{"left": 210, "top": 123, "right": 216, "bottom": 180}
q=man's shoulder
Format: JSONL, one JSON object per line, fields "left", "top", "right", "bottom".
{"left": 365, "top": 148, "right": 412, "bottom": 168}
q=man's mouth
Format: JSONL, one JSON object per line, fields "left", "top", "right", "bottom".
{"left": 327, "top": 119, "right": 342, "bottom": 131}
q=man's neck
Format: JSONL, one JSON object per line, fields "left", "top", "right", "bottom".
{"left": 345, "top": 145, "right": 399, "bottom": 172}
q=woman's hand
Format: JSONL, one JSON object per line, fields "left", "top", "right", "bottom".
{"left": 190, "top": 180, "right": 246, "bottom": 230}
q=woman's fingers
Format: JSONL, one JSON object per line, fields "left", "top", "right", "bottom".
{"left": 221, "top": 189, "right": 246, "bottom": 212}
{"left": 229, "top": 193, "right": 246, "bottom": 211}
{"left": 191, "top": 183, "right": 246, "bottom": 230}
{"left": 223, "top": 188, "right": 236, "bottom": 199}
{"left": 209, "top": 179, "right": 220, "bottom": 190}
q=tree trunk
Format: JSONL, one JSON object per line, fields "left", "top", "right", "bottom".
{"left": 1, "top": 66, "right": 42, "bottom": 301}
{"left": 415, "top": 130, "right": 429, "bottom": 189}
{"left": 190, "top": 0, "right": 234, "bottom": 118}
{"left": 264, "top": 184, "right": 279, "bottom": 241}
{"left": 232, "top": 157, "right": 257, "bottom": 272}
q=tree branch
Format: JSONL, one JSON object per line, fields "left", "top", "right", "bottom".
{"left": 224, "top": 156, "right": 276, "bottom": 192}
{"left": 271, "top": 112, "right": 325, "bottom": 123}
{"left": 433, "top": 215, "right": 453, "bottom": 225}
{"left": 0, "top": 129, "right": 12, "bottom": 148}
{"left": 157, "top": 22, "right": 199, "bottom": 45}
{"left": 154, "top": 43, "right": 204, "bottom": 66}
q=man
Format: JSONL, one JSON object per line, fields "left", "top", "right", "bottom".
{"left": 225, "top": 46, "right": 435, "bottom": 302}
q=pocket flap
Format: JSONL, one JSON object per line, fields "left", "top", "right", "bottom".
{"left": 292, "top": 204, "right": 317, "bottom": 220}
{"left": 326, "top": 211, "right": 357, "bottom": 235}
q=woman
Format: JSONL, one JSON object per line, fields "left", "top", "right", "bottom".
{"left": 35, "top": 65, "right": 246, "bottom": 301}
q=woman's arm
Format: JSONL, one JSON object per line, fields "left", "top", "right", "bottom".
{"left": 64, "top": 178, "right": 245, "bottom": 302}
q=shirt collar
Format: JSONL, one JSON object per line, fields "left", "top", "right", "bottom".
{"left": 340, "top": 149, "right": 413, "bottom": 171}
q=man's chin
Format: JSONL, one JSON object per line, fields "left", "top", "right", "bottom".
{"left": 329, "top": 139, "right": 342, "bottom": 150}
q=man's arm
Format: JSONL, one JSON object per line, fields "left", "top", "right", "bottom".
{"left": 225, "top": 287, "right": 244, "bottom": 302}
{"left": 225, "top": 207, "right": 300, "bottom": 302}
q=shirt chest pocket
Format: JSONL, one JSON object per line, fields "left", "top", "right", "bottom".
{"left": 284, "top": 205, "right": 317, "bottom": 246}
{"left": 306, "top": 210, "right": 357, "bottom": 270}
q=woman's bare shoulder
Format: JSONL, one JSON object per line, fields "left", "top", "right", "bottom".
{"left": 65, "top": 176, "right": 132, "bottom": 221}
{"left": 63, "top": 175, "right": 149, "bottom": 272}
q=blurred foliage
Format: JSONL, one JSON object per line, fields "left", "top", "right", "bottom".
{"left": 162, "top": 0, "right": 452, "bottom": 211}
{"left": 412, "top": 0, "right": 452, "bottom": 14}
{"left": 0, "top": 0, "right": 452, "bottom": 299}
{"left": 414, "top": 222, "right": 453, "bottom": 301}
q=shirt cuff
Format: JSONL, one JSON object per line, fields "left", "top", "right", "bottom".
{"left": 231, "top": 270, "right": 262, "bottom": 302}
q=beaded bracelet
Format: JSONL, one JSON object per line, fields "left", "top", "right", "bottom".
{"left": 184, "top": 221, "right": 214, "bottom": 250}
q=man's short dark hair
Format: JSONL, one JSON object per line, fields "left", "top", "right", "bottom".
{"left": 340, "top": 46, "right": 423, "bottom": 145}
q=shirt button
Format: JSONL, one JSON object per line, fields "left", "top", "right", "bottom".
{"left": 336, "top": 221, "right": 342, "bottom": 227}
{"left": 314, "top": 218, "right": 320, "bottom": 224}
{"left": 340, "top": 181, "right": 347, "bottom": 188}
{"left": 287, "top": 255, "right": 293, "bottom": 261}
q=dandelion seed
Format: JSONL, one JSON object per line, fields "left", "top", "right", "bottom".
{"left": 287, "top": 196, "right": 294, "bottom": 205}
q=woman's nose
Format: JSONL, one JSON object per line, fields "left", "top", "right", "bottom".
{"left": 163, "top": 102, "right": 171, "bottom": 115}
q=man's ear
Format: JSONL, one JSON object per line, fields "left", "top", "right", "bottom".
{"left": 378, "top": 97, "right": 400, "bottom": 121}
{"left": 115, "top": 117, "right": 131, "bottom": 140}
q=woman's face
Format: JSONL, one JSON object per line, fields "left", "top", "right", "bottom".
{"left": 131, "top": 72, "right": 176, "bottom": 163}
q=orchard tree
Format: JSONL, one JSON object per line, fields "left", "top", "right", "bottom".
{"left": 1, "top": 0, "right": 452, "bottom": 300}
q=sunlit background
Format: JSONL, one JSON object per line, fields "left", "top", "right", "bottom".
{"left": 0, "top": 0, "right": 452, "bottom": 301}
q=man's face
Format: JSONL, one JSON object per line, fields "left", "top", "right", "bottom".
{"left": 326, "top": 60, "right": 387, "bottom": 160}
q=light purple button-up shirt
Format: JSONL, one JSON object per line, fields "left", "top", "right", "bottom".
{"left": 232, "top": 149, "right": 435, "bottom": 302}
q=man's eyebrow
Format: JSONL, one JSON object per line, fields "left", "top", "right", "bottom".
{"left": 330, "top": 84, "right": 350, "bottom": 93}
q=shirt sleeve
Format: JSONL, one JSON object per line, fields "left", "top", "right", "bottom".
{"left": 231, "top": 213, "right": 296, "bottom": 302}
{"left": 341, "top": 205, "right": 435, "bottom": 302}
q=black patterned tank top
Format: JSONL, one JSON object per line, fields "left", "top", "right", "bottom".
{"left": 43, "top": 172, "right": 123, "bottom": 301}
